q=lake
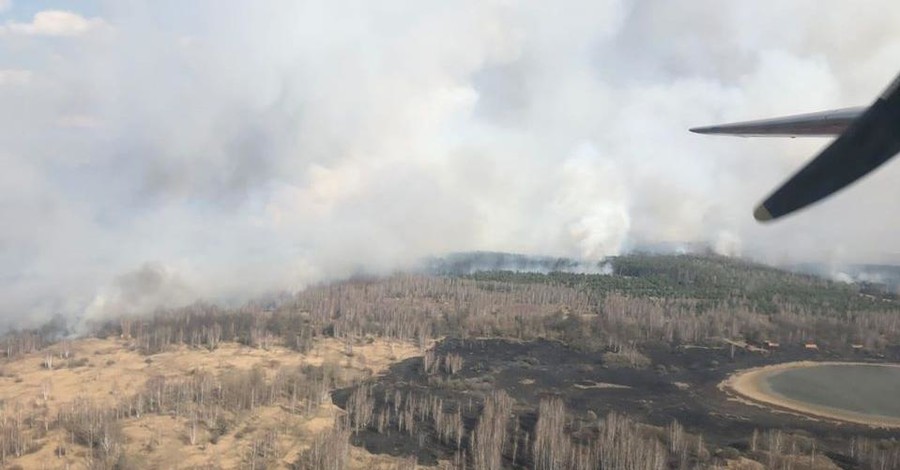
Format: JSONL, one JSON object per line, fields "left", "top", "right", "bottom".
{"left": 764, "top": 363, "right": 900, "bottom": 420}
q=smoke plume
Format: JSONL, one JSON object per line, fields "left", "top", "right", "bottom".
{"left": 3, "top": 0, "right": 900, "bottom": 323}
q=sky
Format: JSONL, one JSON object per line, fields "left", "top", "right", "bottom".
{"left": 3, "top": 0, "right": 900, "bottom": 325}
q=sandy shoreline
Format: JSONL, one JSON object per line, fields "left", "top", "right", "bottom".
{"left": 720, "top": 361, "right": 900, "bottom": 428}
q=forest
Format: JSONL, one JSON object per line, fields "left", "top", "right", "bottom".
{"left": 0, "top": 253, "right": 898, "bottom": 469}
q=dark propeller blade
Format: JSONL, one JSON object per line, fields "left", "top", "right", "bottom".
{"left": 755, "top": 72, "right": 900, "bottom": 221}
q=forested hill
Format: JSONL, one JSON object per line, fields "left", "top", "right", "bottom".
{"left": 461, "top": 253, "right": 900, "bottom": 315}
{"left": 6, "top": 253, "right": 899, "bottom": 369}
{"left": 423, "top": 251, "right": 608, "bottom": 275}
{"left": 2, "top": 252, "right": 897, "bottom": 468}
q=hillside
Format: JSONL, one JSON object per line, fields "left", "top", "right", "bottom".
{"left": 0, "top": 336, "right": 426, "bottom": 469}
{"left": 1, "top": 253, "right": 899, "bottom": 469}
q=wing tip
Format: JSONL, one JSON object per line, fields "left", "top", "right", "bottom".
{"left": 689, "top": 126, "right": 715, "bottom": 135}
{"left": 753, "top": 204, "right": 774, "bottom": 222}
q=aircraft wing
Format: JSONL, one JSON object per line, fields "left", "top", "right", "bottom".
{"left": 690, "top": 107, "right": 865, "bottom": 137}
{"left": 753, "top": 75, "right": 900, "bottom": 221}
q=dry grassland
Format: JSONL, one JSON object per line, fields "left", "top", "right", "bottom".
{"left": 0, "top": 337, "right": 431, "bottom": 469}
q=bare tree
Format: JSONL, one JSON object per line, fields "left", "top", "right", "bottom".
{"left": 533, "top": 396, "right": 569, "bottom": 470}
{"left": 295, "top": 417, "right": 351, "bottom": 470}
{"left": 471, "top": 390, "right": 513, "bottom": 470}
{"left": 40, "top": 378, "right": 52, "bottom": 401}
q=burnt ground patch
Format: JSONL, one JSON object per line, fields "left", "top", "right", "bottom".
{"left": 334, "top": 338, "right": 900, "bottom": 467}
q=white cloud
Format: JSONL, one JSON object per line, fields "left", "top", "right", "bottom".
{"left": 57, "top": 114, "right": 104, "bottom": 129}
{"left": 1, "top": 10, "right": 107, "bottom": 37}
{"left": 0, "top": 69, "right": 31, "bottom": 86}
{"left": 4, "top": 1, "right": 900, "bottom": 325}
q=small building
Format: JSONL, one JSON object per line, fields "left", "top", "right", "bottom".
{"left": 763, "top": 340, "right": 780, "bottom": 349}
{"left": 804, "top": 343, "right": 819, "bottom": 350}
{"left": 851, "top": 344, "right": 865, "bottom": 350}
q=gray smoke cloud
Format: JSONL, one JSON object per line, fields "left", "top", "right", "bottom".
{"left": 3, "top": 0, "right": 900, "bottom": 324}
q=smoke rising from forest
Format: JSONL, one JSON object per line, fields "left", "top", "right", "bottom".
{"left": 3, "top": 0, "right": 900, "bottom": 324}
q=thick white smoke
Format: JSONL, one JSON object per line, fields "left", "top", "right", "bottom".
{"left": 3, "top": 0, "right": 900, "bottom": 324}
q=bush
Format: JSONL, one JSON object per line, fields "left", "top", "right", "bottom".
{"left": 602, "top": 350, "right": 651, "bottom": 369}
{"left": 67, "top": 357, "right": 90, "bottom": 368}
{"left": 717, "top": 446, "right": 741, "bottom": 460}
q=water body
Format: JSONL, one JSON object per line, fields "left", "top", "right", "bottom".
{"left": 764, "top": 364, "right": 900, "bottom": 420}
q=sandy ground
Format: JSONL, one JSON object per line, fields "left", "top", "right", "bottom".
{"left": 2, "top": 336, "right": 429, "bottom": 469}
{"left": 720, "top": 361, "right": 900, "bottom": 428}
{"left": 0, "top": 337, "right": 421, "bottom": 414}
{"left": 724, "top": 457, "right": 765, "bottom": 470}
{"left": 573, "top": 380, "right": 630, "bottom": 390}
